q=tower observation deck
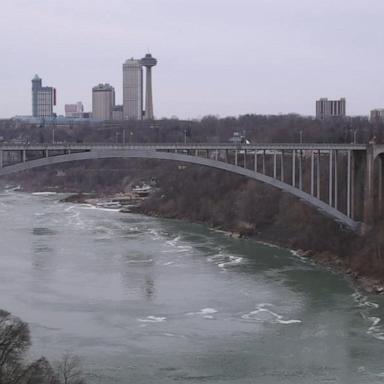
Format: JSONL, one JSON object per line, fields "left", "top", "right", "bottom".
{"left": 140, "top": 54, "right": 157, "bottom": 120}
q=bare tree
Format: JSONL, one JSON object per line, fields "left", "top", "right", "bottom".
{"left": 55, "top": 354, "right": 85, "bottom": 384}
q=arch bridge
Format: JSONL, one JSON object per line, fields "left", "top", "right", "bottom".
{"left": 0, "top": 142, "right": 383, "bottom": 233}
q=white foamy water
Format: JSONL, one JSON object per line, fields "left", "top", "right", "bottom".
{"left": 186, "top": 308, "right": 218, "bottom": 320}
{"left": 241, "top": 304, "right": 302, "bottom": 325}
{"left": 138, "top": 316, "right": 167, "bottom": 323}
{"left": 32, "top": 191, "right": 57, "bottom": 196}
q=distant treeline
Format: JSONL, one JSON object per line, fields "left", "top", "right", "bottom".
{"left": 0, "top": 114, "right": 383, "bottom": 144}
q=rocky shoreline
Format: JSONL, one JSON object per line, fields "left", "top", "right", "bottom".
{"left": 61, "top": 192, "right": 384, "bottom": 295}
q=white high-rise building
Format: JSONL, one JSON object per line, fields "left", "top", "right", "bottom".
{"left": 370, "top": 109, "right": 384, "bottom": 124}
{"left": 92, "top": 84, "right": 115, "bottom": 121}
{"left": 31, "top": 75, "right": 56, "bottom": 118}
{"left": 123, "top": 59, "right": 143, "bottom": 120}
{"left": 316, "top": 98, "right": 346, "bottom": 120}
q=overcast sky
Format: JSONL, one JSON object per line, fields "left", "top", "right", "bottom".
{"left": 1, "top": 0, "right": 383, "bottom": 119}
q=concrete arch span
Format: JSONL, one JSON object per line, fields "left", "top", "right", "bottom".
{"left": 0, "top": 148, "right": 360, "bottom": 232}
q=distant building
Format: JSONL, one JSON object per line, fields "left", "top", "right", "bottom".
{"left": 112, "top": 105, "right": 123, "bottom": 121}
{"left": 32, "top": 75, "right": 56, "bottom": 118}
{"left": 140, "top": 53, "right": 157, "bottom": 120}
{"left": 92, "top": 84, "right": 115, "bottom": 120}
{"left": 316, "top": 98, "right": 346, "bottom": 120}
{"left": 370, "top": 109, "right": 384, "bottom": 124}
{"left": 123, "top": 59, "right": 143, "bottom": 120}
{"left": 65, "top": 102, "right": 84, "bottom": 118}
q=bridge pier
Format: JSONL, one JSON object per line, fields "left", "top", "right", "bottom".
{"left": 334, "top": 150, "right": 338, "bottom": 210}
{"left": 292, "top": 150, "right": 296, "bottom": 187}
{"left": 262, "top": 150, "right": 266, "bottom": 174}
{"left": 329, "top": 150, "right": 333, "bottom": 206}
{"left": 317, "top": 150, "right": 320, "bottom": 199}
{"left": 273, "top": 153, "right": 277, "bottom": 178}
{"left": 299, "top": 150, "right": 303, "bottom": 190}
{"left": 310, "top": 151, "right": 314, "bottom": 195}
{"left": 378, "top": 155, "right": 383, "bottom": 215}
{"left": 363, "top": 145, "right": 375, "bottom": 229}
{"left": 347, "top": 151, "right": 351, "bottom": 218}
{"left": 280, "top": 150, "right": 284, "bottom": 182}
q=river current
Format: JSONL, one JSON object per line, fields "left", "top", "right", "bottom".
{"left": 0, "top": 190, "right": 384, "bottom": 383}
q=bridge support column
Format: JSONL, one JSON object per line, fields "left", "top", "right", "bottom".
{"left": 0, "top": 151, "right": 2, "bottom": 168}
{"left": 351, "top": 151, "right": 355, "bottom": 220}
{"left": 280, "top": 150, "right": 284, "bottom": 182}
{"left": 347, "top": 151, "right": 351, "bottom": 218}
{"left": 310, "top": 151, "right": 314, "bottom": 195}
{"left": 334, "top": 150, "right": 338, "bottom": 210}
{"left": 45, "top": 149, "right": 48, "bottom": 158}
{"left": 235, "top": 150, "right": 238, "bottom": 166}
{"left": 22, "top": 150, "right": 26, "bottom": 163}
{"left": 244, "top": 150, "right": 247, "bottom": 168}
{"left": 273, "top": 153, "right": 277, "bottom": 178}
{"left": 378, "top": 155, "right": 383, "bottom": 216}
{"left": 262, "top": 150, "right": 266, "bottom": 174}
{"left": 363, "top": 145, "right": 375, "bottom": 228}
{"left": 317, "top": 150, "right": 320, "bottom": 199}
{"left": 299, "top": 150, "right": 302, "bottom": 190}
{"left": 254, "top": 151, "right": 258, "bottom": 172}
{"left": 292, "top": 150, "right": 296, "bottom": 187}
{"left": 329, "top": 150, "right": 333, "bottom": 206}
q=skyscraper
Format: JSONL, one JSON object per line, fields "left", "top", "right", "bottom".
{"left": 122, "top": 59, "right": 143, "bottom": 120}
{"left": 140, "top": 53, "right": 157, "bottom": 120}
{"left": 316, "top": 98, "right": 346, "bottom": 120}
{"left": 92, "top": 83, "right": 115, "bottom": 120}
{"left": 31, "top": 75, "right": 56, "bottom": 118}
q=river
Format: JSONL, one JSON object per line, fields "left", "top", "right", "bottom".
{"left": 0, "top": 190, "right": 384, "bottom": 383}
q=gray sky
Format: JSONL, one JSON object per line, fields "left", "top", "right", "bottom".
{"left": 1, "top": 0, "right": 383, "bottom": 119}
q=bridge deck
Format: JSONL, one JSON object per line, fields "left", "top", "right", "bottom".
{"left": 0, "top": 143, "right": 368, "bottom": 151}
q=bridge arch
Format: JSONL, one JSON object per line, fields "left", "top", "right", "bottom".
{"left": 0, "top": 148, "right": 360, "bottom": 232}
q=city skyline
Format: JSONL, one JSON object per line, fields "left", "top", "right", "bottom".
{"left": 1, "top": 0, "right": 384, "bottom": 119}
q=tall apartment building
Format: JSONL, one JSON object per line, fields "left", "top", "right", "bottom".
{"left": 122, "top": 59, "right": 143, "bottom": 120}
{"left": 316, "top": 98, "right": 346, "bottom": 120}
{"left": 32, "top": 75, "right": 56, "bottom": 118}
{"left": 370, "top": 109, "right": 384, "bottom": 124}
{"left": 92, "top": 84, "right": 115, "bottom": 120}
{"left": 65, "top": 102, "right": 84, "bottom": 118}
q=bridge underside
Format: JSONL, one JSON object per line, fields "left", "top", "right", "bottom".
{"left": 0, "top": 148, "right": 361, "bottom": 232}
